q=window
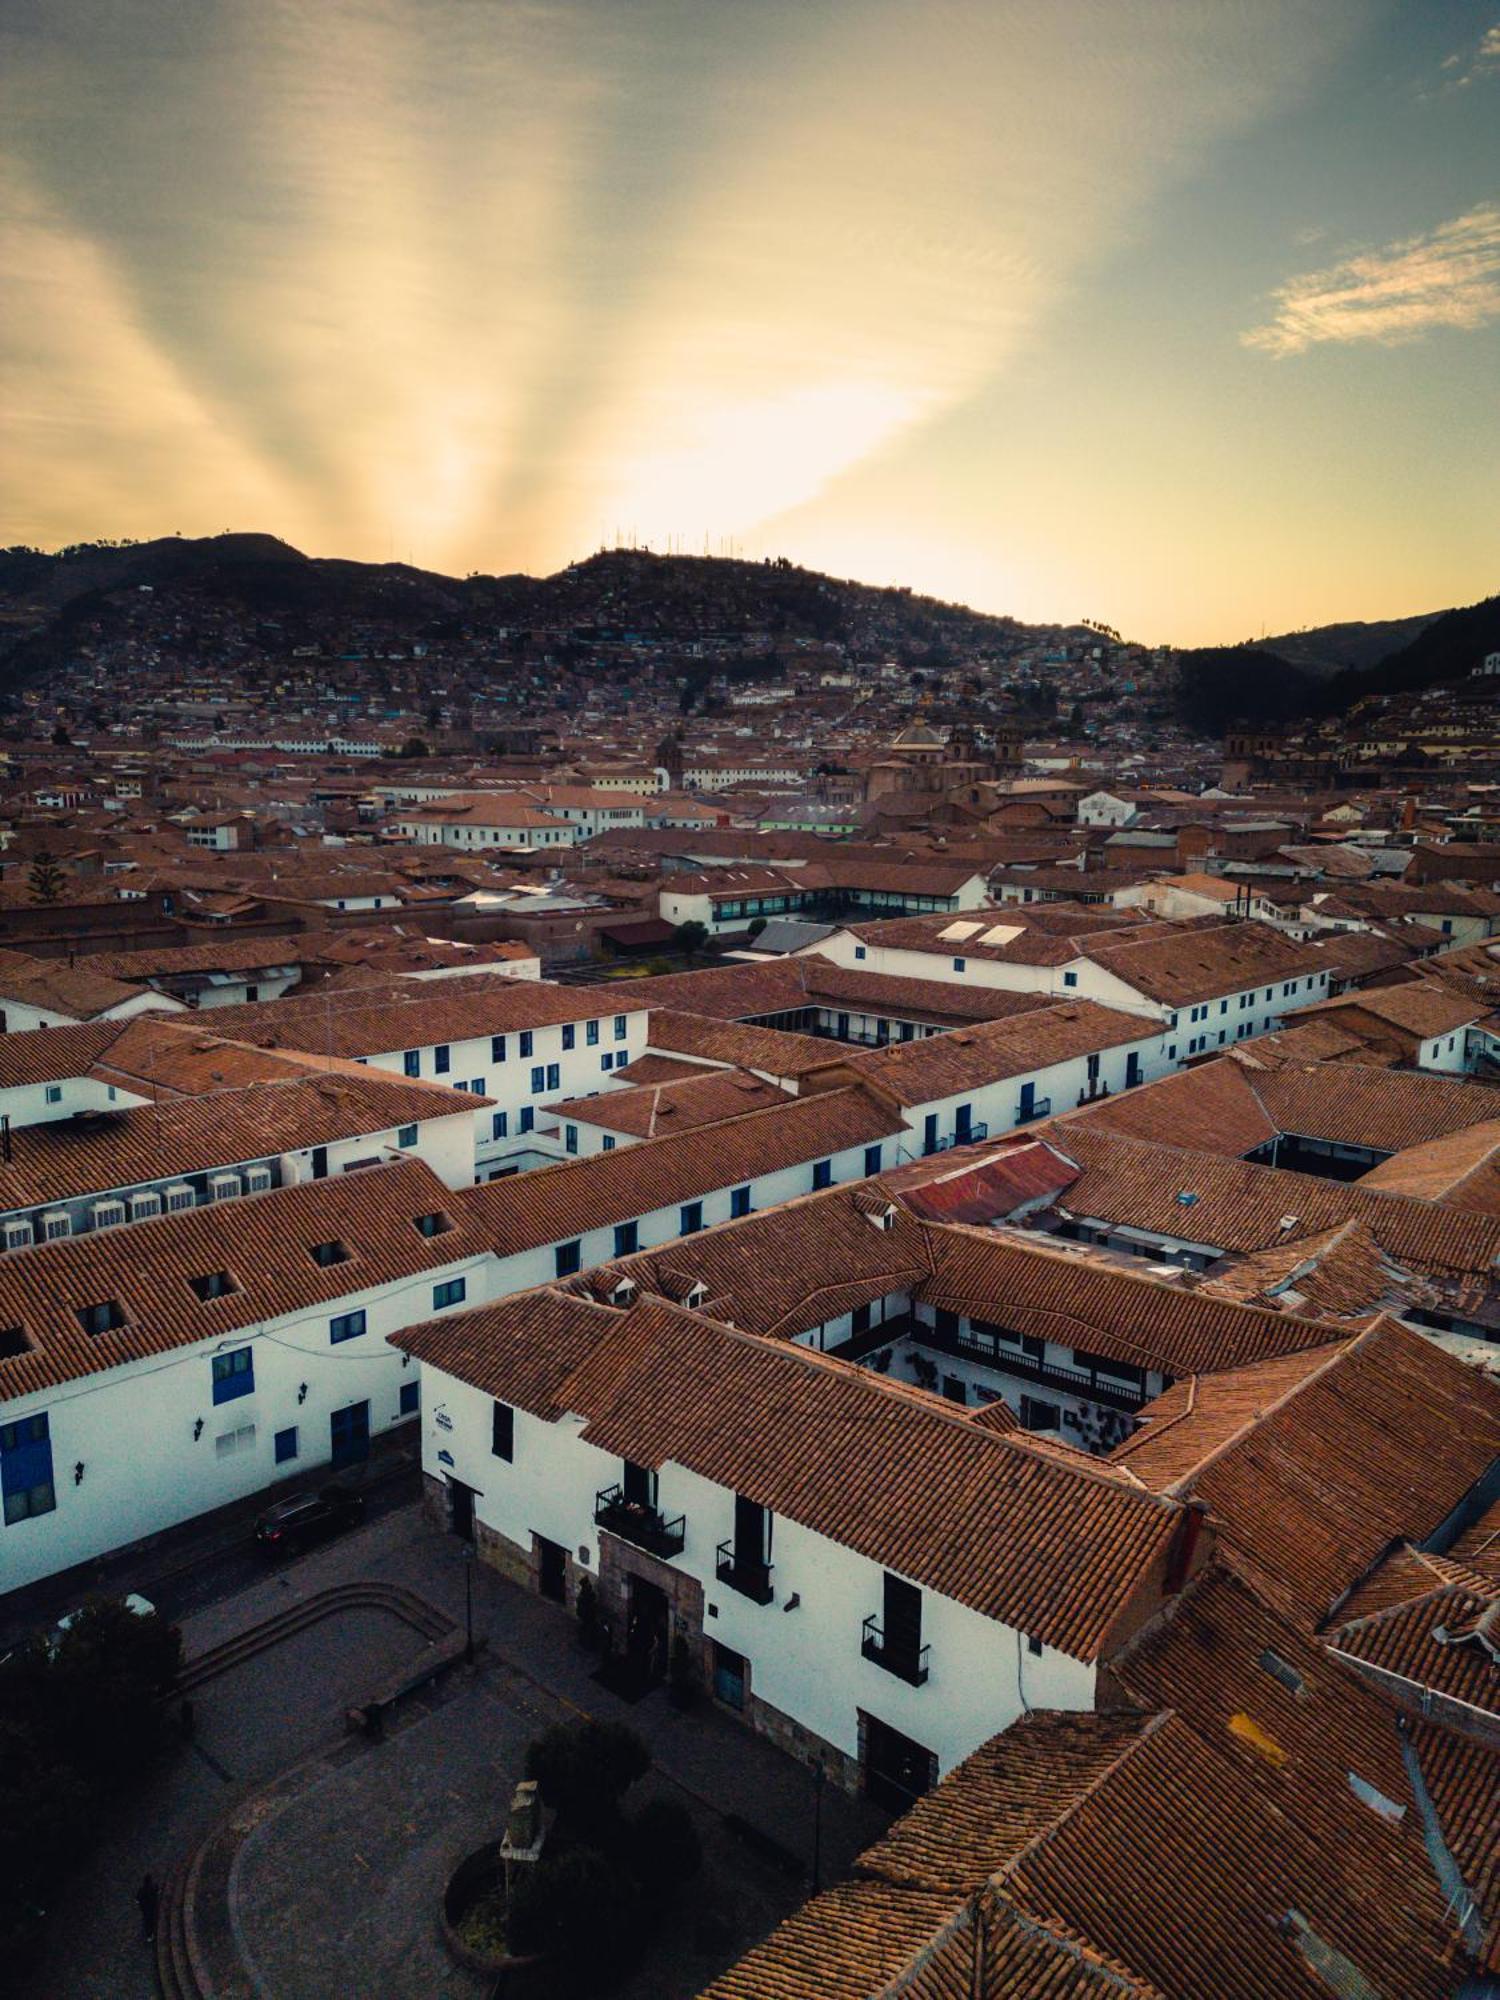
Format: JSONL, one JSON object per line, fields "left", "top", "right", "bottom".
{"left": 434, "top": 1044, "right": 451, "bottom": 1075}
{"left": 600, "top": 1053, "right": 615, "bottom": 1072}
{"left": 77, "top": 1299, "right": 126, "bottom": 1336}
{"left": 1, "top": 1413, "right": 56, "bottom": 1524}
{"left": 519, "top": 1031, "right": 534, "bottom": 1059}
{"left": 491, "top": 1110, "right": 509, "bottom": 1140}
{"left": 397, "top": 1124, "right": 418, "bottom": 1149}
{"left": 562, "top": 1024, "right": 576, "bottom": 1051}
{"left": 211, "top": 1347, "right": 254, "bottom": 1403}
{"left": 952, "top": 956, "right": 966, "bottom": 972}
{"left": 565, "top": 1124, "right": 579, "bottom": 1155}
{"left": 330, "top": 1309, "right": 367, "bottom": 1343}
{"left": 854, "top": 945, "right": 867, "bottom": 961}
{"left": 466, "top": 1078, "right": 485, "bottom": 1096}
{"left": 614, "top": 1014, "right": 627, "bottom": 1040}
{"left": 189, "top": 1266, "right": 240, "bottom": 1305}
{"left": 680, "top": 1201, "right": 704, "bottom": 1235}
{"left": 546, "top": 1063, "right": 560, "bottom": 1090}
{"left": 864, "top": 1144, "right": 883, "bottom": 1176}
{"left": 602, "top": 1135, "right": 615, "bottom": 1152}
{"left": 433, "top": 1278, "right": 466, "bottom": 1310}
{"left": 519, "top": 1106, "right": 534, "bottom": 1134}
{"left": 274, "top": 1426, "right": 299, "bottom": 1464}
{"left": 730, "top": 1185, "right": 751, "bottom": 1218}
{"left": 1020, "top": 1395, "right": 1060, "bottom": 1432}
{"left": 586, "top": 1019, "right": 600, "bottom": 1046}
{"left": 403, "top": 1050, "right": 420, "bottom": 1077}
{"left": 215, "top": 1423, "right": 255, "bottom": 1459}
{"left": 812, "top": 1159, "right": 832, "bottom": 1190}
{"left": 399, "top": 1381, "right": 420, "bottom": 1417}
{"left": 555, "top": 1239, "right": 582, "bottom": 1277}
{"left": 1257, "top": 1647, "right": 1305, "bottom": 1697}
{"left": 492, "top": 1401, "right": 515, "bottom": 1460}
{"left": 310, "top": 1239, "right": 350, "bottom": 1268}
{"left": 45, "top": 1084, "right": 63, "bottom": 1105}
{"left": 530, "top": 1065, "right": 545, "bottom": 1093}
{"left": 491, "top": 1034, "right": 507, "bottom": 1063}
{"left": 415, "top": 1211, "right": 453, "bottom": 1238}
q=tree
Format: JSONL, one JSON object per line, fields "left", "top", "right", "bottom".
{"left": 399, "top": 736, "right": 431, "bottom": 759}
{"left": 524, "top": 1718, "right": 650, "bottom": 1842}
{"left": 672, "top": 920, "right": 709, "bottom": 955}
{"left": 0, "top": 1597, "right": 182, "bottom": 1963}
{"left": 746, "top": 917, "right": 767, "bottom": 939}
{"left": 27, "top": 850, "right": 65, "bottom": 905}
{"left": 506, "top": 1844, "right": 646, "bottom": 1986}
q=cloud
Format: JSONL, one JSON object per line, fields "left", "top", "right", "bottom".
{"left": 1243, "top": 204, "right": 1500, "bottom": 356}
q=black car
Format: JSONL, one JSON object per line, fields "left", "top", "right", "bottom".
{"left": 253, "top": 1485, "right": 365, "bottom": 1556}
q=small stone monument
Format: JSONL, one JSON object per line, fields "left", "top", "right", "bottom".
{"left": 500, "top": 1778, "right": 545, "bottom": 1899}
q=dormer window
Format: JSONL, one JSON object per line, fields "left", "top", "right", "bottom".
{"left": 414, "top": 1212, "right": 454, "bottom": 1239}
{"left": 611, "top": 1277, "right": 638, "bottom": 1307}
{"left": 684, "top": 1280, "right": 707, "bottom": 1310}
{"left": 189, "top": 1270, "right": 238, "bottom": 1303}
{"left": 77, "top": 1299, "right": 126, "bottom": 1336}
{"left": 0, "top": 1325, "right": 30, "bottom": 1359}
{"left": 309, "top": 1239, "right": 351, "bottom": 1268}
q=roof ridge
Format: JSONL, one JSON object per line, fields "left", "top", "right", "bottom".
{"left": 1157, "top": 1322, "right": 1386, "bottom": 1499}
{"left": 985, "top": 1709, "right": 1175, "bottom": 1894}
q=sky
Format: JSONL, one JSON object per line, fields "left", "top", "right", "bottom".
{"left": 0, "top": 0, "right": 1496, "bottom": 644}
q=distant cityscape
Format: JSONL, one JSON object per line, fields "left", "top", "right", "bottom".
{"left": 0, "top": 531, "right": 1497, "bottom": 1998}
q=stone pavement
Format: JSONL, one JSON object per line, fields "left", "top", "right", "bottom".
{"left": 37, "top": 1501, "right": 888, "bottom": 1998}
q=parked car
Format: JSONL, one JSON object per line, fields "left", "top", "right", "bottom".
{"left": 253, "top": 1485, "right": 365, "bottom": 1556}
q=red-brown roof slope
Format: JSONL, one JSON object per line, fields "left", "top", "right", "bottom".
{"left": 0, "top": 1158, "right": 482, "bottom": 1398}
{"left": 1111, "top": 1319, "right": 1500, "bottom": 1627}
{"left": 460, "top": 1084, "right": 904, "bottom": 1256}
{"left": 399, "top": 1294, "right": 1182, "bottom": 1660}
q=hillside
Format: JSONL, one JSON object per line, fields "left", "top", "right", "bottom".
{"left": 1252, "top": 610, "right": 1441, "bottom": 678}
{"left": 0, "top": 537, "right": 1070, "bottom": 700}
{"left": 1175, "top": 591, "right": 1500, "bottom": 732}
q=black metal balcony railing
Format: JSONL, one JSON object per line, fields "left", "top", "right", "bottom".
{"left": 594, "top": 1486, "right": 686, "bottom": 1560}
{"left": 953, "top": 1120, "right": 989, "bottom": 1146}
{"left": 1014, "top": 1096, "right": 1051, "bottom": 1125}
{"left": 716, "top": 1541, "right": 775, "bottom": 1605}
{"left": 861, "top": 1614, "right": 930, "bottom": 1686}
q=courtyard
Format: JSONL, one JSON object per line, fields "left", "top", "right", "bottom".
{"left": 33, "top": 1500, "right": 888, "bottom": 1998}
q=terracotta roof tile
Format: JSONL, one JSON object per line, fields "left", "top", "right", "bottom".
{"left": 0, "top": 1158, "right": 481, "bottom": 1398}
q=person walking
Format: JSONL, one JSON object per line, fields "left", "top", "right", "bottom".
{"left": 136, "top": 1872, "right": 159, "bottom": 1945}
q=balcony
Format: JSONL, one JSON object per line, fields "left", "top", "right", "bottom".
{"left": 595, "top": 1486, "right": 686, "bottom": 1560}
{"left": 953, "top": 1120, "right": 989, "bottom": 1146}
{"left": 716, "top": 1541, "right": 775, "bottom": 1605}
{"left": 861, "top": 1615, "right": 930, "bottom": 1686}
{"left": 1014, "top": 1096, "right": 1051, "bottom": 1125}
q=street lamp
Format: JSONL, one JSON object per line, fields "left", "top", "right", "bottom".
{"left": 463, "top": 1541, "right": 475, "bottom": 1664}
{"left": 811, "top": 1755, "right": 825, "bottom": 1895}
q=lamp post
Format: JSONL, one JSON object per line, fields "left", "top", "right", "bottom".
{"left": 811, "top": 1755, "right": 825, "bottom": 1896}
{"left": 463, "top": 1541, "right": 475, "bottom": 1664}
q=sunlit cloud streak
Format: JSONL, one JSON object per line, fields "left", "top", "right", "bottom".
{"left": 1243, "top": 203, "right": 1500, "bottom": 357}
{"left": 0, "top": 0, "right": 1368, "bottom": 581}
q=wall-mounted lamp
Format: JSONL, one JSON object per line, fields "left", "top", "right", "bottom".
{"left": 73, "top": 1461, "right": 85, "bottom": 1486}
{"left": 297, "top": 1382, "right": 308, "bottom": 1405}
{"left": 783, "top": 1592, "right": 801, "bottom": 1613}
{"left": 193, "top": 1417, "right": 204, "bottom": 1441}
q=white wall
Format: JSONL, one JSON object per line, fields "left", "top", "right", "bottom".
{"left": 421, "top": 1367, "right": 1097, "bottom": 1780}
{"left": 479, "top": 1130, "right": 892, "bottom": 1300}
{"left": 0, "top": 1251, "right": 486, "bottom": 1592}
{"left": 0, "top": 990, "right": 183, "bottom": 1033}
{"left": 361, "top": 1008, "right": 650, "bottom": 1175}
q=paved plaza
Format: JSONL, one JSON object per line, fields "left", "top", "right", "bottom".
{"left": 36, "top": 1502, "right": 888, "bottom": 1998}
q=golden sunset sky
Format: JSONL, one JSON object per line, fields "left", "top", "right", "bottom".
{"left": 2, "top": 0, "right": 1497, "bottom": 642}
